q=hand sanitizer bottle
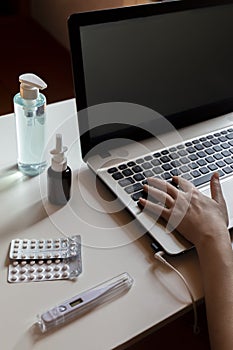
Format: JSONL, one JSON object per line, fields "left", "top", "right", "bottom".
{"left": 14, "top": 73, "right": 47, "bottom": 176}
{"left": 47, "top": 134, "right": 72, "bottom": 205}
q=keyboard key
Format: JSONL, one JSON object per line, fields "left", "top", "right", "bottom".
{"left": 205, "top": 156, "right": 214, "bottom": 163}
{"left": 194, "top": 144, "right": 204, "bottom": 150}
{"left": 160, "top": 156, "right": 170, "bottom": 163}
{"left": 197, "top": 159, "right": 207, "bottom": 166}
{"left": 125, "top": 183, "right": 143, "bottom": 194}
{"left": 136, "top": 158, "right": 144, "bottom": 164}
{"left": 161, "top": 150, "right": 169, "bottom": 155}
{"left": 142, "top": 162, "right": 152, "bottom": 170}
{"left": 118, "top": 178, "right": 134, "bottom": 187}
{"left": 177, "top": 144, "right": 185, "bottom": 149}
{"left": 181, "top": 173, "right": 192, "bottom": 181}
{"left": 210, "top": 138, "right": 220, "bottom": 145}
{"left": 112, "top": 172, "right": 123, "bottom": 180}
{"left": 144, "top": 155, "right": 153, "bottom": 161}
{"left": 153, "top": 167, "right": 163, "bottom": 174}
{"left": 222, "top": 150, "right": 231, "bottom": 157}
{"left": 213, "top": 145, "right": 222, "bottom": 152}
{"left": 192, "top": 173, "right": 212, "bottom": 186}
{"left": 133, "top": 173, "right": 145, "bottom": 181}
{"left": 202, "top": 141, "right": 212, "bottom": 148}
{"left": 131, "top": 190, "right": 147, "bottom": 201}
{"left": 221, "top": 143, "right": 230, "bottom": 149}
{"left": 119, "top": 164, "right": 127, "bottom": 170}
{"left": 208, "top": 164, "right": 218, "bottom": 171}
{"left": 191, "top": 170, "right": 201, "bottom": 178}
{"left": 200, "top": 167, "right": 209, "bottom": 174}
{"left": 205, "top": 148, "right": 214, "bottom": 155}
{"left": 108, "top": 167, "right": 117, "bottom": 174}
{"left": 132, "top": 165, "right": 143, "bottom": 173}
{"left": 178, "top": 150, "right": 188, "bottom": 156}
{"left": 180, "top": 165, "right": 189, "bottom": 173}
{"left": 161, "top": 172, "right": 172, "bottom": 180}
{"left": 162, "top": 163, "right": 172, "bottom": 171}
{"left": 213, "top": 153, "right": 223, "bottom": 160}
{"left": 226, "top": 133, "right": 233, "bottom": 139}
{"left": 225, "top": 157, "right": 233, "bottom": 165}
{"left": 151, "top": 159, "right": 161, "bottom": 166}
{"left": 188, "top": 154, "right": 198, "bottom": 161}
{"left": 171, "top": 160, "right": 181, "bottom": 167}
{"left": 170, "top": 169, "right": 181, "bottom": 176}
{"left": 192, "top": 171, "right": 223, "bottom": 187}
{"left": 180, "top": 157, "right": 190, "bottom": 164}
{"left": 127, "top": 161, "right": 136, "bottom": 167}
{"left": 122, "top": 169, "right": 133, "bottom": 176}
{"left": 197, "top": 151, "right": 206, "bottom": 158}
{"left": 187, "top": 146, "right": 196, "bottom": 153}
{"left": 143, "top": 170, "right": 154, "bottom": 178}
{"left": 170, "top": 153, "right": 179, "bottom": 160}
{"left": 223, "top": 166, "right": 233, "bottom": 174}
{"left": 189, "top": 162, "right": 198, "bottom": 170}
{"left": 219, "top": 136, "right": 227, "bottom": 142}
{"left": 216, "top": 160, "right": 226, "bottom": 167}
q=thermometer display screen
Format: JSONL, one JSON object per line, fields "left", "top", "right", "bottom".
{"left": 70, "top": 298, "right": 83, "bottom": 308}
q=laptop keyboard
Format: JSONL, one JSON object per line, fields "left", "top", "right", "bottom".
{"left": 106, "top": 127, "right": 233, "bottom": 202}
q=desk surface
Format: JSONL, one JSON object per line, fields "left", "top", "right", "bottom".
{"left": 0, "top": 99, "right": 204, "bottom": 350}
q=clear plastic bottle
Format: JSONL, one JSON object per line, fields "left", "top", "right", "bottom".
{"left": 14, "top": 73, "right": 47, "bottom": 176}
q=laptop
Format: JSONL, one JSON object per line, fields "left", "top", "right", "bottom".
{"left": 68, "top": 0, "right": 233, "bottom": 255}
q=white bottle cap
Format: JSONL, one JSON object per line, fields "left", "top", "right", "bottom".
{"left": 19, "top": 73, "right": 47, "bottom": 100}
{"left": 50, "top": 134, "right": 68, "bottom": 172}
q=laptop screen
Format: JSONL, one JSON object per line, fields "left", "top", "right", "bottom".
{"left": 68, "top": 0, "right": 233, "bottom": 158}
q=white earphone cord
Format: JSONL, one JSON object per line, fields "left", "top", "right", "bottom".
{"left": 154, "top": 251, "right": 200, "bottom": 334}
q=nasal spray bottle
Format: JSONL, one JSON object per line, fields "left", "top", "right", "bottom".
{"left": 47, "top": 134, "right": 72, "bottom": 205}
{"left": 14, "top": 73, "right": 47, "bottom": 176}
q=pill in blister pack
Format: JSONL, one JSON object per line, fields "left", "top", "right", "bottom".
{"left": 8, "top": 235, "right": 82, "bottom": 283}
{"left": 9, "top": 237, "right": 79, "bottom": 260}
{"left": 8, "top": 257, "right": 80, "bottom": 283}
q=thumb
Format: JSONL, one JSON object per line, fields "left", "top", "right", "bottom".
{"left": 210, "top": 172, "right": 225, "bottom": 204}
{"left": 210, "top": 172, "right": 229, "bottom": 226}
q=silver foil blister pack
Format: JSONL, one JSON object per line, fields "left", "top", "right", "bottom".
{"left": 8, "top": 235, "right": 82, "bottom": 283}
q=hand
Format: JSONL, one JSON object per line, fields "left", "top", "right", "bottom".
{"left": 138, "top": 173, "right": 229, "bottom": 248}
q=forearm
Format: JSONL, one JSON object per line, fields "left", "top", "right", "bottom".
{"left": 196, "top": 233, "right": 233, "bottom": 350}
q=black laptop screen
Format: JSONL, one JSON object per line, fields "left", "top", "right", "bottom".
{"left": 68, "top": 0, "right": 233, "bottom": 158}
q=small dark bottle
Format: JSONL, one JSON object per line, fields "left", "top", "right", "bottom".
{"left": 47, "top": 134, "right": 72, "bottom": 205}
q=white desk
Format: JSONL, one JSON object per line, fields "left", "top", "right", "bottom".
{"left": 0, "top": 99, "right": 204, "bottom": 350}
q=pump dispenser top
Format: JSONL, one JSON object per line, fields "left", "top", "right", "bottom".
{"left": 50, "top": 134, "right": 68, "bottom": 172}
{"left": 19, "top": 73, "right": 47, "bottom": 100}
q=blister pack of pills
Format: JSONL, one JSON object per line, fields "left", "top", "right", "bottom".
{"left": 8, "top": 235, "right": 82, "bottom": 283}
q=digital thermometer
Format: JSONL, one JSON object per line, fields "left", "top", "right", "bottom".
{"left": 37, "top": 272, "right": 133, "bottom": 332}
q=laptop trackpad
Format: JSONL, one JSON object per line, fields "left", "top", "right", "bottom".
{"left": 201, "top": 177, "right": 233, "bottom": 228}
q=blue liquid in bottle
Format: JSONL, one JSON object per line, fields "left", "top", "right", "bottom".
{"left": 14, "top": 74, "right": 47, "bottom": 176}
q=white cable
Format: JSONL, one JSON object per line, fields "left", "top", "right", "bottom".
{"left": 154, "top": 251, "right": 200, "bottom": 334}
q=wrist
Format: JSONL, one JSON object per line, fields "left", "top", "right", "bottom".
{"left": 195, "top": 228, "right": 231, "bottom": 257}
